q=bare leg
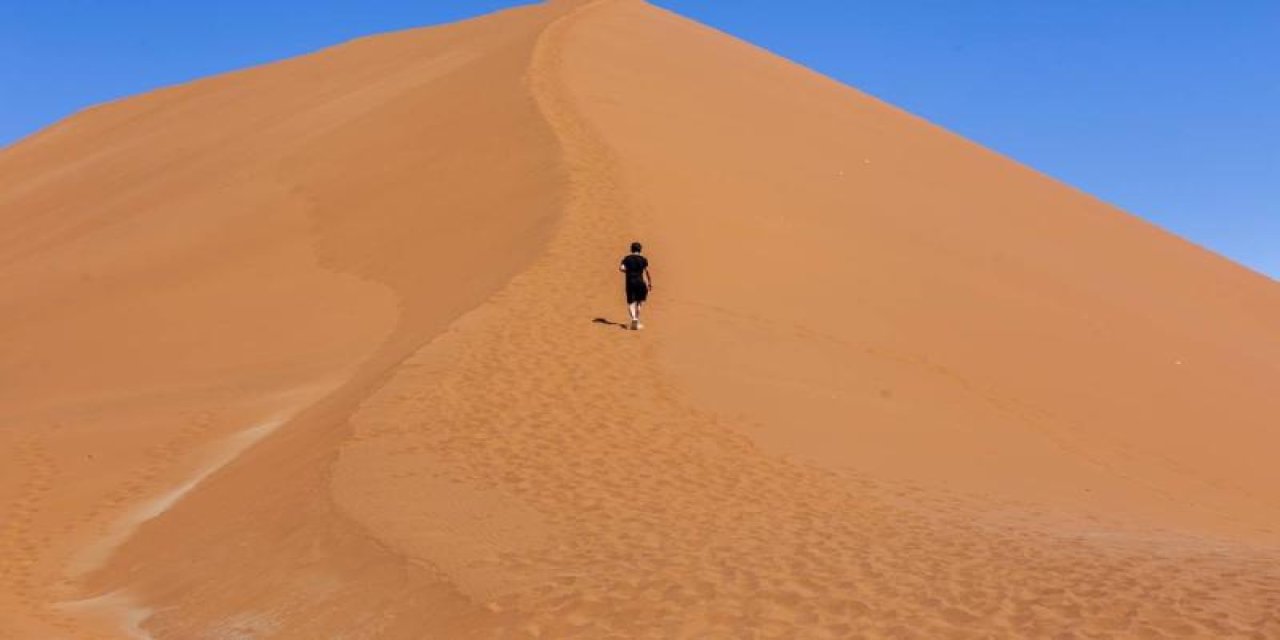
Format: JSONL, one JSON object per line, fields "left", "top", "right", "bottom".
{"left": 628, "top": 302, "right": 639, "bottom": 326}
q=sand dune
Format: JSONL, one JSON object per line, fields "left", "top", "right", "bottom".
{"left": 2, "top": 0, "right": 1278, "bottom": 637}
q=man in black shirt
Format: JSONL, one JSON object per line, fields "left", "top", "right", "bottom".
{"left": 619, "top": 241, "right": 652, "bottom": 330}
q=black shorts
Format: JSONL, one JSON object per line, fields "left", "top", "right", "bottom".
{"left": 626, "top": 281, "right": 649, "bottom": 304}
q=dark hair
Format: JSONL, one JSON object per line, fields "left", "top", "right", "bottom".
{"left": 630, "top": 242, "right": 643, "bottom": 253}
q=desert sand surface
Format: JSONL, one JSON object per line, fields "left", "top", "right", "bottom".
{"left": 2, "top": 0, "right": 1278, "bottom": 637}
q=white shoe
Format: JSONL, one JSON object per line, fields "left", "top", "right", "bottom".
{"left": 635, "top": 322, "right": 644, "bottom": 330}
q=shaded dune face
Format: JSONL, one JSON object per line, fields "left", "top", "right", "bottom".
{"left": 0, "top": 3, "right": 565, "bottom": 637}
{"left": 0, "top": 0, "right": 1277, "bottom": 638}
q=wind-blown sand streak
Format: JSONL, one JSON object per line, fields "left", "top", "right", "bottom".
{"left": 56, "top": 414, "right": 305, "bottom": 640}
{"left": 70, "top": 417, "right": 289, "bottom": 580}
{"left": 57, "top": 591, "right": 154, "bottom": 640}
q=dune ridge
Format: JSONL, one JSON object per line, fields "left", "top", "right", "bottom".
{"left": 1, "top": 0, "right": 1278, "bottom": 638}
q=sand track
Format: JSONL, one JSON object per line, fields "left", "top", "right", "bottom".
{"left": 333, "top": 1, "right": 1280, "bottom": 637}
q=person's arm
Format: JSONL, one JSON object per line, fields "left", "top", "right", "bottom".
{"left": 644, "top": 268, "right": 653, "bottom": 290}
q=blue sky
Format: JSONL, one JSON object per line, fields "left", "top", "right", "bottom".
{"left": 2, "top": 1, "right": 1276, "bottom": 278}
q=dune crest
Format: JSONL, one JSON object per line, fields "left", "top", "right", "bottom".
{"left": 1, "top": 0, "right": 1277, "bottom": 637}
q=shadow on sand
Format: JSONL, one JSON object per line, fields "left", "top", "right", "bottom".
{"left": 592, "top": 318, "right": 631, "bottom": 331}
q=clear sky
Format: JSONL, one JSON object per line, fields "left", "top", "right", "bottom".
{"left": 2, "top": 1, "right": 1276, "bottom": 279}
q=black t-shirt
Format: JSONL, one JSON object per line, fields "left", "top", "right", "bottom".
{"left": 621, "top": 254, "right": 648, "bottom": 284}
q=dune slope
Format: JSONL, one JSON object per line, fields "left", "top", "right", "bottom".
{"left": 563, "top": 0, "right": 1280, "bottom": 536}
{"left": 1, "top": 3, "right": 566, "bottom": 637}
{"left": 1, "top": 0, "right": 1277, "bottom": 638}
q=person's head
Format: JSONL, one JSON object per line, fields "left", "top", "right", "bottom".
{"left": 630, "top": 241, "right": 643, "bottom": 254}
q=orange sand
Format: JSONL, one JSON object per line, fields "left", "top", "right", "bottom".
{"left": 1, "top": 1, "right": 1278, "bottom": 638}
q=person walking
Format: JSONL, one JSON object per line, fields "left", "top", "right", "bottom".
{"left": 619, "top": 241, "right": 652, "bottom": 330}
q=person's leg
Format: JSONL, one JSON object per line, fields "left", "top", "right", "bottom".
{"left": 628, "top": 301, "right": 639, "bottom": 324}
{"left": 634, "top": 301, "right": 644, "bottom": 329}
